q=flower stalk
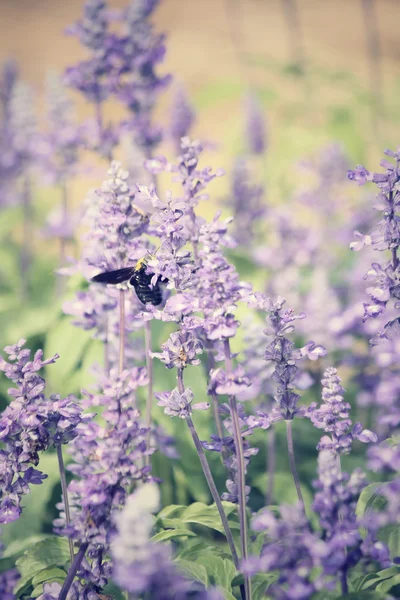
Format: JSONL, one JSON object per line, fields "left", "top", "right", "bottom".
{"left": 59, "top": 542, "right": 88, "bottom": 600}
{"left": 119, "top": 289, "right": 125, "bottom": 374}
{"left": 266, "top": 426, "right": 275, "bottom": 506}
{"left": 223, "top": 340, "right": 251, "bottom": 600}
{"left": 176, "top": 368, "right": 240, "bottom": 571}
{"left": 144, "top": 319, "right": 153, "bottom": 466}
{"left": 56, "top": 444, "right": 74, "bottom": 564}
{"left": 285, "top": 419, "right": 307, "bottom": 522}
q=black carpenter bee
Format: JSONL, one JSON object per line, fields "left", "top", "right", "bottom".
{"left": 91, "top": 256, "right": 164, "bottom": 306}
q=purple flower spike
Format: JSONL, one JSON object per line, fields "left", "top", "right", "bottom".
{"left": 348, "top": 149, "right": 400, "bottom": 327}
{"left": 311, "top": 367, "right": 377, "bottom": 455}
{"left": 0, "top": 340, "right": 87, "bottom": 524}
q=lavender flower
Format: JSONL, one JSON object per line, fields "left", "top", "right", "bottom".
{"left": 243, "top": 504, "right": 329, "bottom": 599}
{"left": 56, "top": 367, "right": 151, "bottom": 598}
{"left": 151, "top": 330, "right": 203, "bottom": 369}
{"left": 311, "top": 367, "right": 377, "bottom": 454}
{"left": 348, "top": 148, "right": 400, "bottom": 327}
{"left": 156, "top": 387, "right": 209, "bottom": 418}
{"left": 246, "top": 293, "right": 327, "bottom": 422}
{"left": 0, "top": 340, "right": 87, "bottom": 523}
{"left": 313, "top": 449, "right": 390, "bottom": 585}
{"left": 65, "top": 161, "right": 151, "bottom": 371}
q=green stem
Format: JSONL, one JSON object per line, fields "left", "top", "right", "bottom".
{"left": 119, "top": 289, "right": 125, "bottom": 374}
{"left": 266, "top": 426, "right": 275, "bottom": 506}
{"left": 224, "top": 340, "right": 251, "bottom": 600}
{"left": 285, "top": 420, "right": 307, "bottom": 522}
{"left": 144, "top": 320, "right": 153, "bottom": 465}
{"left": 56, "top": 445, "right": 74, "bottom": 564}
{"left": 59, "top": 542, "right": 88, "bottom": 600}
{"left": 177, "top": 368, "right": 240, "bottom": 570}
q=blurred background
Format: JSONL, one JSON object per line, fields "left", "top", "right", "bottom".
{"left": 1, "top": 0, "right": 400, "bottom": 169}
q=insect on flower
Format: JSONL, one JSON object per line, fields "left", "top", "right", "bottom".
{"left": 91, "top": 255, "right": 166, "bottom": 306}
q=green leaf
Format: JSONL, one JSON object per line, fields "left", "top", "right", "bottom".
{"left": 339, "top": 593, "right": 394, "bottom": 599}
{"left": 353, "top": 572, "right": 382, "bottom": 591}
{"left": 3, "top": 535, "right": 50, "bottom": 559}
{"left": 174, "top": 559, "right": 208, "bottom": 588}
{"left": 178, "top": 502, "right": 240, "bottom": 535}
{"left": 156, "top": 504, "right": 186, "bottom": 520}
{"left": 388, "top": 526, "right": 400, "bottom": 560}
{"left": 177, "top": 542, "right": 225, "bottom": 560}
{"left": 151, "top": 529, "right": 197, "bottom": 543}
{"left": 195, "top": 554, "right": 237, "bottom": 593}
{"left": 156, "top": 516, "right": 188, "bottom": 529}
{"left": 251, "top": 576, "right": 276, "bottom": 600}
{"left": 31, "top": 567, "right": 67, "bottom": 586}
{"left": 375, "top": 568, "right": 400, "bottom": 593}
{"left": 356, "top": 483, "right": 388, "bottom": 520}
{"left": 14, "top": 537, "right": 70, "bottom": 597}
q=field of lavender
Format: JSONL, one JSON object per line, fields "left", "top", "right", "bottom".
{"left": 0, "top": 1, "right": 399, "bottom": 599}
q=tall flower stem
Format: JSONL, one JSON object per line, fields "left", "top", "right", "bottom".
{"left": 104, "top": 312, "right": 110, "bottom": 375}
{"left": 205, "top": 343, "right": 226, "bottom": 443}
{"left": 176, "top": 368, "right": 240, "bottom": 570}
{"left": 223, "top": 340, "right": 251, "bottom": 600}
{"left": 144, "top": 319, "right": 153, "bottom": 465}
{"left": 56, "top": 445, "right": 74, "bottom": 564}
{"left": 119, "top": 289, "right": 125, "bottom": 374}
{"left": 59, "top": 542, "right": 88, "bottom": 600}
{"left": 285, "top": 419, "right": 307, "bottom": 522}
{"left": 266, "top": 426, "right": 275, "bottom": 506}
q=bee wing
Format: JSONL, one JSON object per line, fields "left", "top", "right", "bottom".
{"left": 91, "top": 267, "right": 135, "bottom": 284}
